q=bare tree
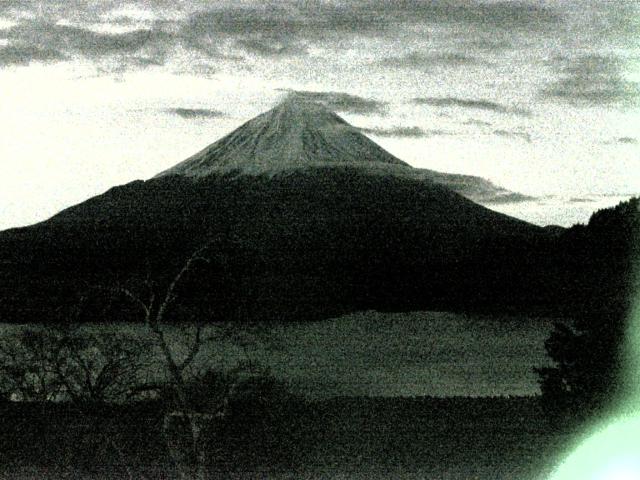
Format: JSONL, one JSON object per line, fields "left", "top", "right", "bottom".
{"left": 0, "top": 243, "right": 266, "bottom": 479}
{"left": 53, "top": 327, "right": 152, "bottom": 405}
{"left": 0, "top": 324, "right": 151, "bottom": 404}
{"left": 0, "top": 322, "right": 153, "bottom": 479}
{"left": 118, "top": 244, "right": 249, "bottom": 480}
{"left": 0, "top": 327, "right": 64, "bottom": 402}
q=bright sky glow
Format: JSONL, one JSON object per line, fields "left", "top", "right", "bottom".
{"left": 549, "top": 415, "right": 640, "bottom": 480}
{"left": 549, "top": 231, "right": 640, "bottom": 480}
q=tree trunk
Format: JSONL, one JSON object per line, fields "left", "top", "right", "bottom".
{"left": 163, "top": 411, "right": 223, "bottom": 480}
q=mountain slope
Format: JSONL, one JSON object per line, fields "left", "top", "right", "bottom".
{"left": 0, "top": 169, "right": 542, "bottom": 323}
{"left": 156, "top": 97, "right": 526, "bottom": 203}
{"left": 157, "top": 97, "right": 408, "bottom": 175}
{"left": 0, "top": 99, "right": 545, "bottom": 324}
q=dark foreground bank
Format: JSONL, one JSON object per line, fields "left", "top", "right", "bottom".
{"left": 1, "top": 396, "right": 577, "bottom": 480}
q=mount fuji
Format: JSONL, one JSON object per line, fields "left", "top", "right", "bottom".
{"left": 0, "top": 97, "right": 546, "bottom": 323}
{"left": 156, "top": 96, "right": 523, "bottom": 204}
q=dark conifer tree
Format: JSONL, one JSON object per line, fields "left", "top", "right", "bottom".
{"left": 537, "top": 198, "right": 639, "bottom": 417}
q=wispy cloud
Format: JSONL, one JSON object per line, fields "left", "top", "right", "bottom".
{"left": 181, "top": 6, "right": 301, "bottom": 58}
{"left": 578, "top": 1, "right": 640, "bottom": 49}
{"left": 377, "top": 51, "right": 480, "bottom": 69}
{"left": 184, "top": 1, "right": 561, "bottom": 46}
{"left": 412, "top": 96, "right": 530, "bottom": 116}
{"left": 603, "top": 136, "right": 638, "bottom": 145}
{"left": 0, "top": 44, "right": 64, "bottom": 65}
{"left": 1, "top": 20, "right": 171, "bottom": 66}
{"left": 234, "top": 37, "right": 307, "bottom": 57}
{"left": 463, "top": 118, "right": 492, "bottom": 127}
{"left": 354, "top": 1, "right": 561, "bottom": 32}
{"left": 359, "top": 126, "right": 432, "bottom": 138}
{"left": 185, "top": 6, "right": 302, "bottom": 38}
{"left": 165, "top": 108, "right": 226, "bottom": 119}
{"left": 542, "top": 54, "right": 640, "bottom": 107}
{"left": 492, "top": 129, "right": 532, "bottom": 143}
{"left": 284, "top": 90, "right": 387, "bottom": 115}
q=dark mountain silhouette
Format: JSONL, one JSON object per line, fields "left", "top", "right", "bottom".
{"left": 0, "top": 98, "right": 635, "bottom": 324}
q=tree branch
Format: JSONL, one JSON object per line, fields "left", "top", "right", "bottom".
{"left": 178, "top": 324, "right": 203, "bottom": 374}
{"left": 154, "top": 246, "right": 211, "bottom": 327}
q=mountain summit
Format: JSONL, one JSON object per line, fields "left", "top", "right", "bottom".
{"left": 157, "top": 96, "right": 408, "bottom": 177}
{"left": 155, "top": 96, "right": 524, "bottom": 203}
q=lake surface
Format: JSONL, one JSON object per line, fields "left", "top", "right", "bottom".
{"left": 0, "top": 311, "right": 555, "bottom": 398}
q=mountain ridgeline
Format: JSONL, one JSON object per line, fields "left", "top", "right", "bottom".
{"left": 0, "top": 99, "right": 637, "bottom": 324}
{"left": 156, "top": 98, "right": 524, "bottom": 203}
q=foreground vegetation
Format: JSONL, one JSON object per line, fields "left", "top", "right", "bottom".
{"left": 1, "top": 394, "right": 574, "bottom": 480}
{"left": 0, "top": 198, "right": 635, "bottom": 478}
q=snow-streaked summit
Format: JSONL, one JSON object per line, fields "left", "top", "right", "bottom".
{"left": 156, "top": 96, "right": 410, "bottom": 178}
{"left": 155, "top": 95, "right": 529, "bottom": 204}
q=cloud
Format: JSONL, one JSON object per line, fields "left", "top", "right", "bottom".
{"left": 0, "top": 6, "right": 306, "bottom": 68}
{"left": 0, "top": 1, "right": 35, "bottom": 14}
{"left": 412, "top": 96, "right": 530, "bottom": 116}
{"left": 603, "top": 136, "right": 638, "bottom": 145}
{"left": 165, "top": 108, "right": 226, "bottom": 119}
{"left": 307, "top": 1, "right": 561, "bottom": 33}
{"left": 178, "top": 1, "right": 561, "bottom": 60}
{"left": 377, "top": 51, "right": 480, "bottom": 69}
{"left": 285, "top": 90, "right": 387, "bottom": 115}
{"left": 178, "top": 4, "right": 385, "bottom": 59}
{"left": 182, "top": 3, "right": 386, "bottom": 39}
{"left": 372, "top": 1, "right": 561, "bottom": 31}
{"left": 576, "top": 1, "right": 640, "bottom": 49}
{"left": 234, "top": 37, "right": 307, "bottom": 57}
{"left": 0, "top": 1, "right": 564, "bottom": 72}
{"left": 1, "top": 21, "right": 171, "bottom": 66}
{"left": 101, "top": 6, "right": 159, "bottom": 23}
{"left": 463, "top": 118, "right": 492, "bottom": 127}
{"left": 307, "top": 4, "right": 387, "bottom": 34}
{"left": 181, "top": 6, "right": 302, "bottom": 57}
{"left": 359, "top": 126, "right": 428, "bottom": 138}
{"left": 359, "top": 126, "right": 458, "bottom": 138}
{"left": 185, "top": 6, "right": 302, "bottom": 38}
{"left": 492, "top": 129, "right": 532, "bottom": 143}
{"left": 0, "top": 44, "right": 64, "bottom": 65}
{"left": 541, "top": 54, "right": 640, "bottom": 107}
{"left": 463, "top": 34, "right": 514, "bottom": 52}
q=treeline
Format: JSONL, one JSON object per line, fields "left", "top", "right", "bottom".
{"left": 536, "top": 197, "right": 639, "bottom": 419}
{"left": 1, "top": 382, "right": 308, "bottom": 478}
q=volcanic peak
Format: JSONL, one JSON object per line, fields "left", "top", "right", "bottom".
{"left": 154, "top": 96, "right": 528, "bottom": 204}
{"left": 156, "top": 96, "right": 409, "bottom": 178}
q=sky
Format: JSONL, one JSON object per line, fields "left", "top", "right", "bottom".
{"left": 0, "top": 0, "right": 638, "bottom": 230}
